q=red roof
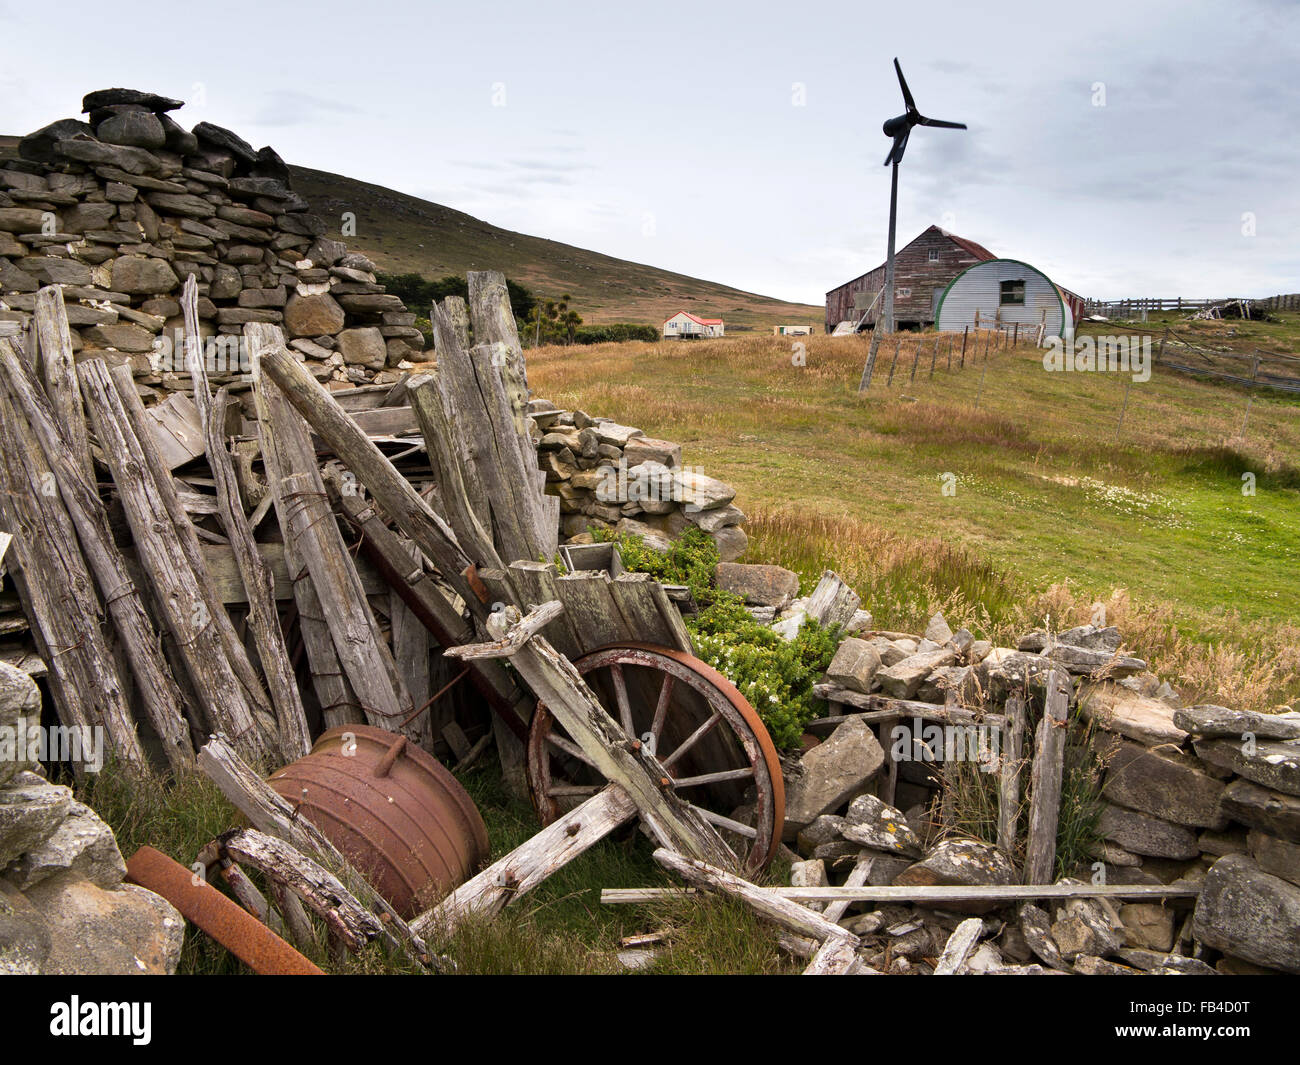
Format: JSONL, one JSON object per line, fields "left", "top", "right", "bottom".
{"left": 665, "top": 311, "right": 723, "bottom": 326}
{"left": 938, "top": 228, "right": 996, "bottom": 262}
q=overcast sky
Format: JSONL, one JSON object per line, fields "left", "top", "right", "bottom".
{"left": 2, "top": 0, "right": 1296, "bottom": 304}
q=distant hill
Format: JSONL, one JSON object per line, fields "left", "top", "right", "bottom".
{"left": 286, "top": 165, "right": 821, "bottom": 331}
{"left": 2, "top": 133, "right": 820, "bottom": 330}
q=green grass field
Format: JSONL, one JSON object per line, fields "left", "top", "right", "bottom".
{"left": 530, "top": 317, "right": 1300, "bottom": 710}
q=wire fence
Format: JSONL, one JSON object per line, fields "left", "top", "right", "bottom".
{"left": 857, "top": 325, "right": 1022, "bottom": 394}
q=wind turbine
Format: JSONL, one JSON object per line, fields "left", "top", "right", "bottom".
{"left": 878, "top": 58, "right": 966, "bottom": 335}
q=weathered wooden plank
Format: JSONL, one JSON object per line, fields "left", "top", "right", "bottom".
{"left": 933, "top": 917, "right": 985, "bottom": 975}
{"left": 248, "top": 325, "right": 484, "bottom": 621}
{"left": 407, "top": 373, "right": 500, "bottom": 572}
{"left": 330, "top": 478, "right": 533, "bottom": 732}
{"left": 608, "top": 572, "right": 676, "bottom": 648}
{"left": 183, "top": 278, "right": 310, "bottom": 761}
{"left": 997, "top": 693, "right": 1027, "bottom": 864}
{"left": 651, "top": 848, "right": 873, "bottom": 958}
{"left": 601, "top": 882, "right": 1202, "bottom": 904}
{"left": 106, "top": 361, "right": 275, "bottom": 726}
{"left": 556, "top": 570, "right": 632, "bottom": 652}
{"left": 391, "top": 539, "right": 431, "bottom": 743}
{"left": 821, "top": 853, "right": 874, "bottom": 925}
{"left": 412, "top": 784, "right": 638, "bottom": 937}
{"left": 0, "top": 372, "right": 147, "bottom": 775}
{"left": 803, "top": 933, "right": 867, "bottom": 975}
{"left": 810, "top": 686, "right": 1005, "bottom": 729}
{"left": 33, "top": 286, "right": 93, "bottom": 485}
{"left": 505, "top": 560, "right": 583, "bottom": 659}
{"left": 145, "top": 392, "right": 206, "bottom": 470}
{"left": 1024, "top": 669, "right": 1070, "bottom": 885}
{"left": 251, "top": 340, "right": 413, "bottom": 735}
{"left": 79, "top": 358, "right": 274, "bottom": 762}
{"left": 0, "top": 335, "right": 193, "bottom": 771}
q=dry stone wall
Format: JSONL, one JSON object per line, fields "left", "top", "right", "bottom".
{"left": 0, "top": 88, "right": 430, "bottom": 407}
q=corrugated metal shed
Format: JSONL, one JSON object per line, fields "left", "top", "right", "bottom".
{"left": 934, "top": 259, "right": 1073, "bottom": 340}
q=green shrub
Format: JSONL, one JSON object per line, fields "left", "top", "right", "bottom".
{"left": 594, "top": 527, "right": 839, "bottom": 748}
{"left": 572, "top": 324, "right": 659, "bottom": 345}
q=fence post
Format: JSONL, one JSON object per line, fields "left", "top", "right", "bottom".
{"left": 960, "top": 326, "right": 968, "bottom": 368}
{"left": 947, "top": 334, "right": 953, "bottom": 371}
{"left": 857, "top": 328, "right": 881, "bottom": 392}
{"left": 886, "top": 335, "right": 901, "bottom": 386}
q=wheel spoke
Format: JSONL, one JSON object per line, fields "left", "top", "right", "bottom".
{"left": 546, "top": 732, "right": 597, "bottom": 769}
{"left": 669, "top": 766, "right": 756, "bottom": 789}
{"left": 609, "top": 663, "right": 634, "bottom": 736}
{"left": 662, "top": 709, "right": 721, "bottom": 770}
{"left": 649, "top": 673, "right": 674, "bottom": 750}
{"left": 689, "top": 805, "right": 758, "bottom": 839}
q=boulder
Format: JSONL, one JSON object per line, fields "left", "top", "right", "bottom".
{"left": 284, "top": 291, "right": 346, "bottom": 337}
{"left": 711, "top": 524, "right": 747, "bottom": 563}
{"left": 1118, "top": 902, "right": 1175, "bottom": 952}
{"left": 16, "top": 119, "right": 96, "bottom": 165}
{"left": 8, "top": 799, "right": 126, "bottom": 890}
{"left": 782, "top": 716, "right": 884, "bottom": 838}
{"left": 923, "top": 612, "right": 953, "bottom": 645}
{"left": 893, "top": 838, "right": 1017, "bottom": 912}
{"left": 96, "top": 110, "right": 167, "bottom": 149}
{"left": 840, "top": 794, "right": 923, "bottom": 857}
{"left": 715, "top": 562, "right": 799, "bottom": 609}
{"left": 1192, "top": 854, "right": 1300, "bottom": 974}
{"left": 1045, "top": 643, "right": 1145, "bottom": 676}
{"left": 823, "top": 638, "right": 882, "bottom": 694}
{"left": 0, "top": 778, "right": 72, "bottom": 868}
{"left": 1195, "top": 737, "right": 1300, "bottom": 797}
{"left": 805, "top": 571, "right": 860, "bottom": 629}
{"left": 789, "top": 859, "right": 828, "bottom": 913}
{"left": 1098, "top": 737, "right": 1228, "bottom": 828}
{"left": 82, "top": 88, "right": 184, "bottom": 113}
{"left": 1078, "top": 682, "right": 1188, "bottom": 746}
{"left": 1175, "top": 705, "right": 1300, "bottom": 740}
{"left": 624, "top": 436, "right": 681, "bottom": 469}
{"left": 1097, "top": 804, "right": 1200, "bottom": 859}
{"left": 192, "top": 121, "right": 258, "bottom": 162}
{"left": 22, "top": 878, "right": 184, "bottom": 975}
{"left": 0, "top": 880, "right": 51, "bottom": 975}
{"left": 1018, "top": 903, "right": 1068, "bottom": 970}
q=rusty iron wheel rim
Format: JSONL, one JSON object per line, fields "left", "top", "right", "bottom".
{"left": 526, "top": 642, "right": 784, "bottom": 873}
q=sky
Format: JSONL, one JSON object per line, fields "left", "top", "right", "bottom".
{"left": 1, "top": 0, "right": 1297, "bottom": 305}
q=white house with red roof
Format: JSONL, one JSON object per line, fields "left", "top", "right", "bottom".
{"left": 663, "top": 310, "right": 725, "bottom": 339}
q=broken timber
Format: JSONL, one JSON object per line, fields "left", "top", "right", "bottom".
{"left": 600, "top": 882, "right": 1200, "bottom": 904}
{"left": 1024, "top": 668, "right": 1071, "bottom": 884}
{"left": 0, "top": 331, "right": 193, "bottom": 771}
{"left": 183, "top": 278, "right": 310, "bottom": 760}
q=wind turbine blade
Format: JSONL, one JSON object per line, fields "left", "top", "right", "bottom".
{"left": 894, "top": 58, "right": 916, "bottom": 111}
{"left": 884, "top": 130, "right": 910, "bottom": 166}
{"left": 918, "top": 116, "right": 967, "bottom": 129}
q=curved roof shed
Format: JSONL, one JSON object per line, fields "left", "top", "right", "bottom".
{"left": 934, "top": 259, "right": 1074, "bottom": 341}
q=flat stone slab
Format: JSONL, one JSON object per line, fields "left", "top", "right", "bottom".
{"left": 1099, "top": 737, "right": 1228, "bottom": 829}
{"left": 1079, "top": 682, "right": 1188, "bottom": 746}
{"left": 1175, "top": 705, "right": 1300, "bottom": 741}
{"left": 840, "top": 793, "right": 923, "bottom": 857}
{"left": 1195, "top": 738, "right": 1300, "bottom": 798}
{"left": 1219, "top": 780, "right": 1300, "bottom": 844}
{"left": 1098, "top": 804, "right": 1200, "bottom": 859}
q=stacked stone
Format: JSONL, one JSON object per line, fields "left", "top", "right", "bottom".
{"left": 529, "top": 399, "right": 747, "bottom": 561}
{"left": 0, "top": 661, "right": 182, "bottom": 974}
{"left": 725, "top": 589, "right": 1300, "bottom": 973}
{"left": 0, "top": 88, "right": 428, "bottom": 405}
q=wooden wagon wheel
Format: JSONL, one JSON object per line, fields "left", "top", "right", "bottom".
{"left": 525, "top": 642, "right": 784, "bottom": 873}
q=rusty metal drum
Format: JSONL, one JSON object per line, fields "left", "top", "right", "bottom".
{"left": 268, "top": 724, "right": 489, "bottom": 918}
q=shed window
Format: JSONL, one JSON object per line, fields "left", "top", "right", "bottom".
{"left": 1000, "top": 280, "right": 1026, "bottom": 306}
{"left": 928, "top": 248, "right": 940, "bottom": 261}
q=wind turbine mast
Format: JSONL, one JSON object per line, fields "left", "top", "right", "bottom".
{"left": 878, "top": 58, "right": 967, "bottom": 336}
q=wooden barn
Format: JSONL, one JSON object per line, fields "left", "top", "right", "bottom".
{"left": 824, "top": 225, "right": 996, "bottom": 333}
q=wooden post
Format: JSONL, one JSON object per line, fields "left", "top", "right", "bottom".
{"left": 886, "top": 335, "right": 901, "bottom": 386}
{"left": 858, "top": 328, "right": 881, "bottom": 392}
{"left": 960, "top": 325, "right": 968, "bottom": 367}
{"left": 0, "top": 336, "right": 194, "bottom": 771}
{"left": 1115, "top": 377, "right": 1133, "bottom": 439}
{"left": 996, "top": 693, "right": 1026, "bottom": 863}
{"left": 247, "top": 325, "right": 485, "bottom": 620}
{"left": 1024, "top": 669, "right": 1071, "bottom": 884}
{"left": 33, "top": 286, "right": 93, "bottom": 485}
{"left": 0, "top": 375, "right": 147, "bottom": 775}
{"left": 251, "top": 340, "right": 414, "bottom": 736}
{"left": 447, "top": 604, "right": 738, "bottom": 869}
{"left": 182, "top": 278, "right": 310, "bottom": 760}
{"left": 78, "top": 359, "right": 275, "bottom": 762}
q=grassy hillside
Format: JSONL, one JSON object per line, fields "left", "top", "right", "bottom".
{"left": 529, "top": 319, "right": 1300, "bottom": 711}
{"left": 287, "top": 165, "right": 821, "bottom": 332}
